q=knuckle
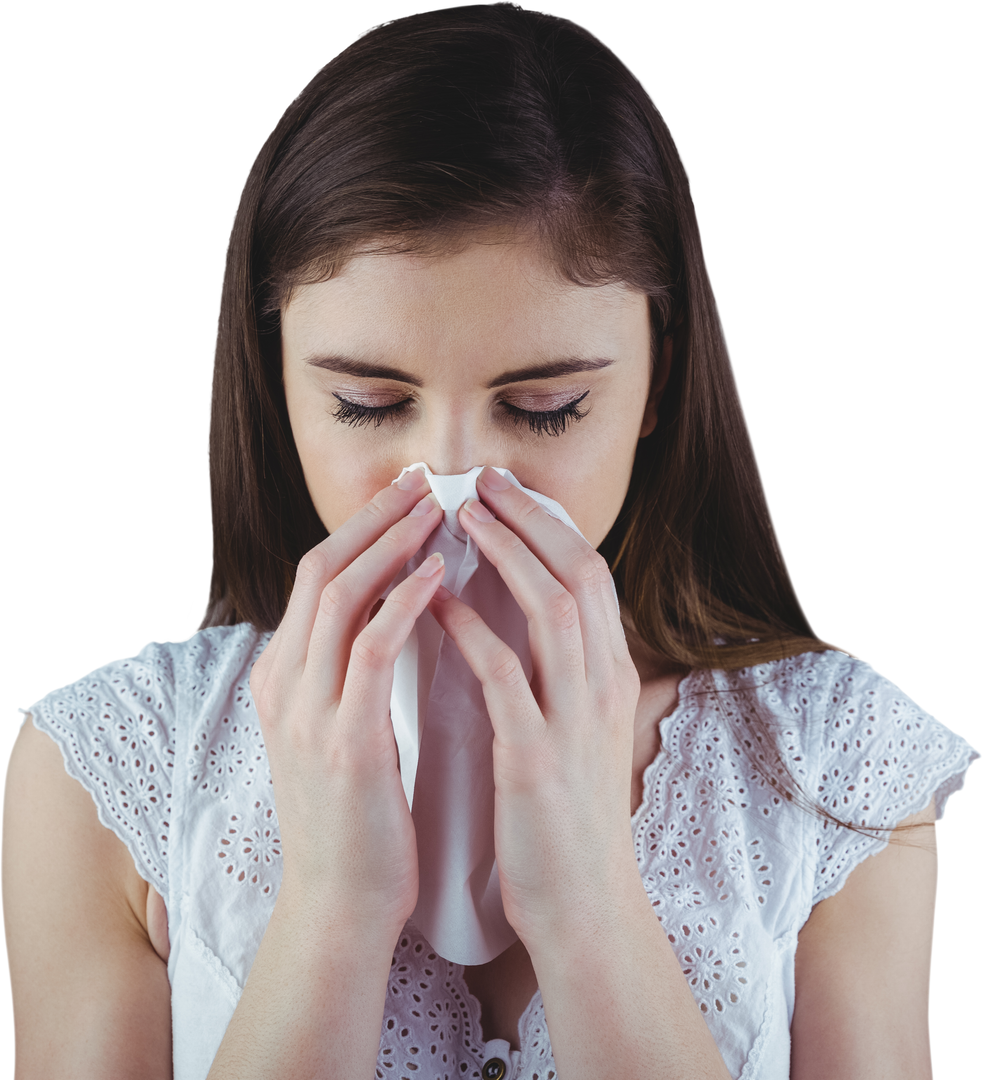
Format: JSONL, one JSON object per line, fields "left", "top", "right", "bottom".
{"left": 297, "top": 546, "right": 331, "bottom": 587}
{"left": 497, "top": 531, "right": 528, "bottom": 561}
{"left": 349, "top": 628, "right": 392, "bottom": 673}
{"left": 373, "top": 527, "right": 408, "bottom": 560}
{"left": 459, "top": 605, "right": 484, "bottom": 632}
{"left": 618, "top": 660, "right": 641, "bottom": 699}
{"left": 318, "top": 576, "right": 355, "bottom": 620}
{"left": 379, "top": 587, "right": 415, "bottom": 624}
{"left": 542, "top": 586, "right": 579, "bottom": 631}
{"left": 363, "top": 491, "right": 392, "bottom": 527}
{"left": 489, "top": 646, "right": 525, "bottom": 689}
{"left": 571, "top": 549, "right": 611, "bottom": 593}
{"left": 607, "top": 670, "right": 640, "bottom": 717}
{"left": 513, "top": 497, "right": 541, "bottom": 526}
{"left": 451, "top": 603, "right": 485, "bottom": 639}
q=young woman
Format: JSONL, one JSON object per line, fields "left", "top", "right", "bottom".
{"left": 4, "top": 5, "right": 976, "bottom": 1079}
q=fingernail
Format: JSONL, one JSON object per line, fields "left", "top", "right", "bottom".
{"left": 410, "top": 492, "right": 440, "bottom": 517}
{"left": 395, "top": 467, "right": 427, "bottom": 492}
{"left": 432, "top": 584, "right": 453, "bottom": 602}
{"left": 462, "top": 498, "right": 495, "bottom": 523}
{"left": 414, "top": 552, "right": 444, "bottom": 578}
{"left": 478, "top": 467, "right": 511, "bottom": 491}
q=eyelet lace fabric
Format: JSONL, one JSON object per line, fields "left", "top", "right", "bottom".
{"left": 29, "top": 626, "right": 977, "bottom": 1080}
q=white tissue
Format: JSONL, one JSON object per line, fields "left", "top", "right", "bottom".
{"left": 389, "top": 463, "right": 583, "bottom": 965}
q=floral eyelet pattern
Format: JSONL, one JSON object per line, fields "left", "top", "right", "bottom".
{"left": 29, "top": 630, "right": 976, "bottom": 1080}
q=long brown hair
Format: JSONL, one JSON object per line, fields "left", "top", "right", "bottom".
{"left": 202, "top": 2, "right": 828, "bottom": 678}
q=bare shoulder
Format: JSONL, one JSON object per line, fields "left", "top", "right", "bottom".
{"left": 3, "top": 717, "right": 172, "bottom": 1079}
{"left": 791, "top": 799, "right": 937, "bottom": 1080}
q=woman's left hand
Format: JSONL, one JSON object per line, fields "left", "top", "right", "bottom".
{"left": 427, "top": 466, "right": 643, "bottom": 948}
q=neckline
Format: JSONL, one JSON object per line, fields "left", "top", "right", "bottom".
{"left": 456, "top": 974, "right": 543, "bottom": 1062}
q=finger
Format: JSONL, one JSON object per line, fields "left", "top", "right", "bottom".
{"left": 336, "top": 553, "right": 447, "bottom": 740}
{"left": 473, "top": 468, "right": 628, "bottom": 670}
{"left": 455, "top": 500, "right": 587, "bottom": 714}
{"left": 304, "top": 493, "right": 444, "bottom": 698}
{"left": 275, "top": 468, "right": 433, "bottom": 671}
{"left": 427, "top": 586, "right": 543, "bottom": 745}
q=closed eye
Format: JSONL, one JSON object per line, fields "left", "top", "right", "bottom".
{"left": 329, "top": 389, "right": 591, "bottom": 436}
{"left": 328, "top": 397, "right": 410, "bottom": 429}
{"left": 500, "top": 390, "right": 590, "bottom": 436}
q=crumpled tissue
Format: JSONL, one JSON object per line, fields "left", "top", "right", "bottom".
{"left": 388, "top": 463, "right": 583, "bottom": 965}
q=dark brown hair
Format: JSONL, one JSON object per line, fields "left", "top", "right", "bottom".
{"left": 203, "top": 2, "right": 828, "bottom": 678}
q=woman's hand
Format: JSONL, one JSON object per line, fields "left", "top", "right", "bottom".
{"left": 427, "top": 466, "right": 643, "bottom": 946}
{"left": 249, "top": 467, "right": 446, "bottom": 937}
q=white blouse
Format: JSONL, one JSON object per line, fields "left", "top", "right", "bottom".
{"left": 29, "top": 624, "right": 976, "bottom": 1079}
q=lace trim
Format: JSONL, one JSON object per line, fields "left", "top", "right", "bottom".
{"left": 29, "top": 647, "right": 176, "bottom": 890}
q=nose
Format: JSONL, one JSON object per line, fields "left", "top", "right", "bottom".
{"left": 410, "top": 403, "right": 498, "bottom": 477}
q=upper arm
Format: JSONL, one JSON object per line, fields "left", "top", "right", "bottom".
{"left": 791, "top": 799, "right": 937, "bottom": 1080}
{"left": 2, "top": 718, "right": 172, "bottom": 1079}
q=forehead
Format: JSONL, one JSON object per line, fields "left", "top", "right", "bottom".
{"left": 281, "top": 236, "right": 650, "bottom": 370}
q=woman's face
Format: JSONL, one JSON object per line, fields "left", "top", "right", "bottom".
{"left": 281, "top": 234, "right": 657, "bottom": 548}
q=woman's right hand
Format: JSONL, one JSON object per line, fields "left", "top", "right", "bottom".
{"left": 248, "top": 466, "right": 445, "bottom": 937}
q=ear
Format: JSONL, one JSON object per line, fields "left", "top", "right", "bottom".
{"left": 639, "top": 335, "right": 673, "bottom": 439}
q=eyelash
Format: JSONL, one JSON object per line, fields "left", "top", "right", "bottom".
{"left": 330, "top": 391, "right": 590, "bottom": 437}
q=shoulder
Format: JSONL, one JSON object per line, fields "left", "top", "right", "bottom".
{"left": 112, "top": 621, "right": 268, "bottom": 676}
{"left": 5, "top": 717, "right": 152, "bottom": 901}
{"left": 29, "top": 622, "right": 270, "bottom": 737}
{"left": 173, "top": 623, "right": 272, "bottom": 693}
{"left": 702, "top": 648, "right": 888, "bottom": 729}
{"left": 701, "top": 649, "right": 976, "bottom": 903}
{"left": 708, "top": 650, "right": 976, "bottom": 817}
{"left": 27, "top": 621, "right": 271, "bottom": 762}
{"left": 24, "top": 623, "right": 272, "bottom": 893}
{"left": 5, "top": 716, "right": 174, "bottom": 1077}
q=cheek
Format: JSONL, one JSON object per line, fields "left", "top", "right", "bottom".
{"left": 302, "top": 445, "right": 405, "bottom": 533}
{"left": 574, "top": 453, "right": 636, "bottom": 549}
{"left": 287, "top": 404, "right": 400, "bottom": 534}
{"left": 528, "top": 426, "right": 639, "bottom": 549}
{"left": 575, "top": 388, "right": 649, "bottom": 546}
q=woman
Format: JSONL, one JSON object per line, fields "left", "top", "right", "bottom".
{"left": 4, "top": 5, "right": 976, "bottom": 1078}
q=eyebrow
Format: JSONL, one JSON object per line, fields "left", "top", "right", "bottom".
{"left": 304, "top": 355, "right": 614, "bottom": 388}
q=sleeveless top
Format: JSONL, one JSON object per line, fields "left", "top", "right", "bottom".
{"left": 28, "top": 624, "right": 977, "bottom": 1080}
